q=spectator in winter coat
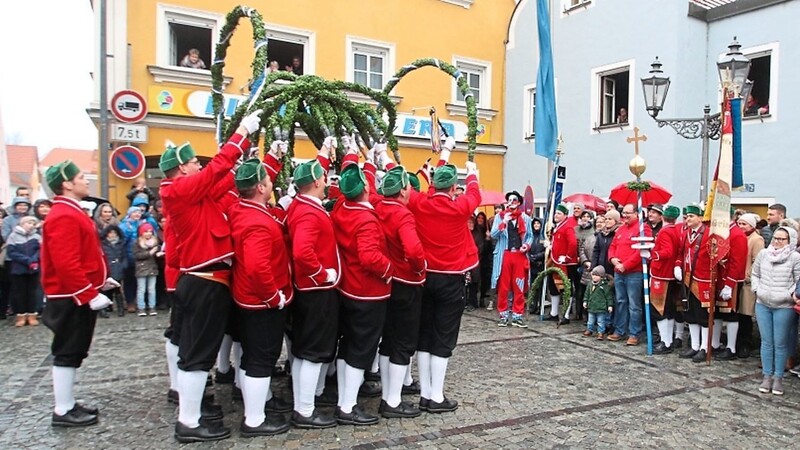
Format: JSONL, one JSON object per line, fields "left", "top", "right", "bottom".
{"left": 33, "top": 199, "right": 52, "bottom": 223}
{"left": 575, "top": 210, "right": 597, "bottom": 318}
{"left": 2, "top": 196, "right": 32, "bottom": 241}
{"left": 527, "top": 218, "right": 546, "bottom": 313}
{"left": 101, "top": 225, "right": 127, "bottom": 316}
{"left": 119, "top": 207, "right": 144, "bottom": 311}
{"left": 133, "top": 223, "right": 160, "bottom": 316}
{"left": 6, "top": 216, "right": 41, "bottom": 327}
{"left": 592, "top": 209, "right": 620, "bottom": 277}
{"left": 126, "top": 177, "right": 157, "bottom": 207}
{"left": 93, "top": 202, "right": 119, "bottom": 234}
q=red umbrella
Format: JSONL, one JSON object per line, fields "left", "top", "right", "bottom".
{"left": 479, "top": 190, "right": 506, "bottom": 207}
{"left": 562, "top": 193, "right": 606, "bottom": 213}
{"left": 608, "top": 181, "right": 672, "bottom": 207}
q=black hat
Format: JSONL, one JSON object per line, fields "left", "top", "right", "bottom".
{"left": 648, "top": 203, "right": 664, "bottom": 214}
{"left": 505, "top": 191, "right": 523, "bottom": 202}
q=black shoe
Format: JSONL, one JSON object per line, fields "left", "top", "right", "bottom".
{"left": 174, "top": 420, "right": 231, "bottom": 443}
{"left": 215, "top": 368, "right": 234, "bottom": 384}
{"left": 379, "top": 400, "right": 421, "bottom": 419}
{"left": 419, "top": 397, "right": 430, "bottom": 412}
{"left": 335, "top": 405, "right": 379, "bottom": 426}
{"left": 711, "top": 346, "right": 724, "bottom": 356}
{"left": 715, "top": 348, "right": 737, "bottom": 361}
{"left": 231, "top": 385, "right": 242, "bottom": 401}
{"left": 358, "top": 380, "right": 382, "bottom": 398}
{"left": 691, "top": 349, "right": 708, "bottom": 363}
{"left": 240, "top": 413, "right": 290, "bottom": 437}
{"left": 290, "top": 409, "right": 337, "bottom": 429}
{"left": 557, "top": 317, "right": 570, "bottom": 326}
{"left": 673, "top": 338, "right": 683, "bottom": 349}
{"left": 273, "top": 365, "right": 288, "bottom": 378}
{"left": 364, "top": 370, "right": 381, "bottom": 382}
{"left": 679, "top": 348, "right": 698, "bottom": 359}
{"left": 201, "top": 399, "right": 224, "bottom": 421}
{"left": 168, "top": 389, "right": 179, "bottom": 404}
{"left": 52, "top": 406, "right": 98, "bottom": 427}
{"left": 737, "top": 347, "right": 751, "bottom": 359}
{"left": 206, "top": 373, "right": 214, "bottom": 387}
{"left": 426, "top": 397, "right": 459, "bottom": 413}
{"left": 652, "top": 342, "right": 673, "bottom": 355}
{"left": 98, "top": 309, "right": 109, "bottom": 319}
{"left": 265, "top": 396, "right": 293, "bottom": 413}
{"left": 401, "top": 381, "right": 421, "bottom": 395}
{"left": 315, "top": 389, "right": 338, "bottom": 407}
{"left": 543, "top": 315, "right": 559, "bottom": 321}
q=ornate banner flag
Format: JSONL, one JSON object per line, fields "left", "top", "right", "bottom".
{"left": 705, "top": 97, "right": 733, "bottom": 266}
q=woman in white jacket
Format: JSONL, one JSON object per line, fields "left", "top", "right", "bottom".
{"left": 751, "top": 225, "right": 800, "bottom": 396}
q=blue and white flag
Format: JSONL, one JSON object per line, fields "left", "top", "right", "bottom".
{"left": 534, "top": 0, "right": 558, "bottom": 161}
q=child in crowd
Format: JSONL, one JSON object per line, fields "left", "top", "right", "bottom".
{"left": 133, "top": 223, "right": 160, "bottom": 316}
{"left": 582, "top": 266, "right": 614, "bottom": 339}
{"left": 101, "top": 225, "right": 127, "bottom": 317}
{"left": 6, "top": 216, "right": 41, "bottom": 327}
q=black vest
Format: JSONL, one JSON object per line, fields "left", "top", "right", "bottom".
{"left": 507, "top": 220, "right": 522, "bottom": 250}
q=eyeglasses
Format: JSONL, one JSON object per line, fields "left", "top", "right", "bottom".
{"left": 772, "top": 237, "right": 788, "bottom": 242}
{"left": 623, "top": 211, "right": 636, "bottom": 215}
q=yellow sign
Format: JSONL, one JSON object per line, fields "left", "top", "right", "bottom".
{"left": 147, "top": 86, "right": 246, "bottom": 119}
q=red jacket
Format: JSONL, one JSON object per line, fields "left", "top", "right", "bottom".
{"left": 332, "top": 200, "right": 393, "bottom": 300}
{"left": 162, "top": 217, "right": 181, "bottom": 292}
{"left": 550, "top": 219, "right": 578, "bottom": 265}
{"left": 287, "top": 194, "right": 341, "bottom": 291}
{"left": 720, "top": 222, "right": 747, "bottom": 288}
{"left": 608, "top": 218, "right": 652, "bottom": 273}
{"left": 375, "top": 199, "right": 426, "bottom": 285}
{"left": 650, "top": 222, "right": 681, "bottom": 280}
{"left": 230, "top": 199, "right": 294, "bottom": 309}
{"left": 407, "top": 174, "right": 481, "bottom": 273}
{"left": 160, "top": 133, "right": 246, "bottom": 272}
{"left": 41, "top": 196, "right": 108, "bottom": 305}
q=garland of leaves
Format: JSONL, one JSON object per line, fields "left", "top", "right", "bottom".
{"left": 626, "top": 180, "right": 652, "bottom": 192}
{"left": 528, "top": 267, "right": 571, "bottom": 319}
{"left": 380, "top": 58, "right": 479, "bottom": 161}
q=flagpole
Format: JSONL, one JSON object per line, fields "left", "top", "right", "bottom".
{"left": 540, "top": 139, "right": 562, "bottom": 320}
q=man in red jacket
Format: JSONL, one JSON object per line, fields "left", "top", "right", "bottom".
{"left": 407, "top": 156, "right": 481, "bottom": 414}
{"left": 286, "top": 159, "right": 340, "bottom": 429}
{"left": 649, "top": 205, "right": 682, "bottom": 354}
{"left": 607, "top": 203, "right": 652, "bottom": 345}
{"left": 41, "top": 161, "right": 115, "bottom": 427}
{"left": 372, "top": 166, "right": 426, "bottom": 419}
{"left": 546, "top": 204, "right": 578, "bottom": 322}
{"left": 160, "top": 109, "right": 262, "bottom": 443}
{"left": 330, "top": 163, "right": 393, "bottom": 425}
{"left": 711, "top": 211, "right": 748, "bottom": 360}
{"left": 229, "top": 159, "right": 293, "bottom": 437}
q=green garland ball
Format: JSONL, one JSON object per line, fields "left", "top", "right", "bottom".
{"left": 527, "top": 267, "right": 571, "bottom": 318}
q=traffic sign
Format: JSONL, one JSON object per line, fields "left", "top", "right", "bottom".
{"left": 110, "top": 89, "right": 148, "bottom": 123}
{"left": 109, "top": 145, "right": 146, "bottom": 180}
{"left": 110, "top": 123, "right": 148, "bottom": 143}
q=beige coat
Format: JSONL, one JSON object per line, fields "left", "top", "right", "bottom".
{"left": 740, "top": 231, "right": 764, "bottom": 316}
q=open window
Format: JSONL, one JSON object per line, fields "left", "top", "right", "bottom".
{"left": 591, "top": 62, "right": 630, "bottom": 130}
{"left": 164, "top": 10, "right": 217, "bottom": 70}
{"left": 743, "top": 51, "right": 771, "bottom": 117}
{"left": 265, "top": 27, "right": 312, "bottom": 75}
{"left": 523, "top": 84, "right": 536, "bottom": 140}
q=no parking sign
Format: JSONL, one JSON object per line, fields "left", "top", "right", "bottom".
{"left": 109, "top": 145, "right": 146, "bottom": 180}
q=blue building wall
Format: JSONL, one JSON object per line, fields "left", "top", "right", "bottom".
{"left": 504, "top": 0, "right": 800, "bottom": 216}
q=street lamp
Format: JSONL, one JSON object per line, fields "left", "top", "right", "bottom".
{"left": 641, "top": 38, "right": 750, "bottom": 201}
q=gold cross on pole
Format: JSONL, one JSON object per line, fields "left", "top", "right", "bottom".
{"left": 626, "top": 127, "right": 647, "bottom": 156}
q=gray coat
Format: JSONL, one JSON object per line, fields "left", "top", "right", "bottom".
{"left": 751, "top": 227, "right": 800, "bottom": 309}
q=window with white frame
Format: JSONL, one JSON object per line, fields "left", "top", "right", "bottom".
{"left": 347, "top": 39, "right": 393, "bottom": 90}
{"left": 523, "top": 85, "right": 536, "bottom": 139}
{"left": 597, "top": 67, "right": 629, "bottom": 127}
{"left": 562, "top": 0, "right": 594, "bottom": 15}
{"left": 743, "top": 51, "right": 772, "bottom": 117}
{"left": 161, "top": 8, "right": 218, "bottom": 69}
{"left": 453, "top": 59, "right": 490, "bottom": 108}
{"left": 265, "top": 27, "right": 313, "bottom": 75}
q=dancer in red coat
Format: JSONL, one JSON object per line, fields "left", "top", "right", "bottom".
{"left": 649, "top": 206, "right": 683, "bottom": 354}
{"left": 41, "top": 160, "right": 114, "bottom": 427}
{"left": 545, "top": 204, "right": 578, "bottom": 322}
{"left": 712, "top": 216, "right": 748, "bottom": 360}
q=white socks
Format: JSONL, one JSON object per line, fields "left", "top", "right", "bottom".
{"left": 404, "top": 355, "right": 415, "bottom": 386}
{"left": 292, "top": 359, "right": 321, "bottom": 417}
{"left": 429, "top": 355, "right": 449, "bottom": 403}
{"left": 550, "top": 295, "right": 560, "bottom": 317}
{"left": 217, "top": 334, "right": 233, "bottom": 374}
{"left": 725, "top": 321, "right": 739, "bottom": 352}
{"left": 315, "top": 362, "right": 329, "bottom": 396}
{"left": 712, "top": 319, "right": 723, "bottom": 349}
{"left": 232, "top": 342, "right": 242, "bottom": 388}
{"left": 335, "top": 359, "right": 346, "bottom": 407}
{"left": 665, "top": 319, "right": 675, "bottom": 347}
{"left": 241, "top": 373, "right": 269, "bottom": 427}
{"left": 700, "top": 327, "right": 709, "bottom": 352}
{"left": 689, "top": 324, "right": 701, "bottom": 351}
{"left": 52, "top": 366, "right": 76, "bottom": 415}
{"left": 165, "top": 341, "right": 179, "bottom": 390}
{"left": 387, "top": 362, "right": 407, "bottom": 408}
{"left": 674, "top": 321, "right": 685, "bottom": 340}
{"left": 417, "top": 351, "right": 432, "bottom": 400}
{"left": 177, "top": 370, "right": 207, "bottom": 428}
{"left": 656, "top": 320, "right": 673, "bottom": 347}
{"left": 338, "top": 362, "right": 364, "bottom": 414}
{"left": 379, "top": 355, "right": 391, "bottom": 403}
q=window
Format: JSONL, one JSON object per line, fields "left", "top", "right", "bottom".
{"left": 265, "top": 26, "right": 314, "bottom": 76}
{"left": 452, "top": 58, "right": 491, "bottom": 109}
{"left": 161, "top": 7, "right": 219, "bottom": 69}
{"left": 562, "top": 0, "right": 594, "bottom": 15}
{"left": 591, "top": 61, "right": 632, "bottom": 130}
{"left": 743, "top": 53, "right": 771, "bottom": 117}
{"left": 346, "top": 38, "right": 394, "bottom": 90}
{"left": 523, "top": 84, "right": 536, "bottom": 139}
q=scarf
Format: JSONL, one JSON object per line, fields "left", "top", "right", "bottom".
{"left": 507, "top": 208, "right": 526, "bottom": 239}
{"left": 766, "top": 244, "right": 794, "bottom": 264}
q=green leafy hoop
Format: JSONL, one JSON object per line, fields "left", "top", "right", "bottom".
{"left": 528, "top": 267, "right": 571, "bottom": 319}
{"left": 626, "top": 180, "right": 652, "bottom": 192}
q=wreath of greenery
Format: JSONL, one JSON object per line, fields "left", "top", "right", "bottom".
{"left": 626, "top": 180, "right": 652, "bottom": 192}
{"left": 528, "top": 266, "right": 571, "bottom": 320}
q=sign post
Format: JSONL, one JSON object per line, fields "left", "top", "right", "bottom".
{"left": 110, "top": 90, "right": 148, "bottom": 124}
{"left": 109, "top": 145, "right": 146, "bottom": 180}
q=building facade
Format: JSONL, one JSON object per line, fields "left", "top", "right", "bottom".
{"left": 90, "top": 0, "right": 515, "bottom": 209}
{"left": 504, "top": 0, "right": 799, "bottom": 217}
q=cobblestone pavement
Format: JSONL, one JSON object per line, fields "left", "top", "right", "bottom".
{"left": 1, "top": 307, "right": 798, "bottom": 449}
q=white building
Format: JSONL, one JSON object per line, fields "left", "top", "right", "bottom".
{"left": 504, "top": 0, "right": 799, "bottom": 217}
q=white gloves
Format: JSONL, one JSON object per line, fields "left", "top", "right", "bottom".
{"left": 240, "top": 109, "right": 263, "bottom": 134}
{"left": 502, "top": 212, "right": 512, "bottom": 224}
{"left": 341, "top": 134, "right": 357, "bottom": 155}
{"left": 465, "top": 161, "right": 478, "bottom": 179}
{"left": 720, "top": 285, "right": 732, "bottom": 300}
{"left": 277, "top": 195, "right": 293, "bottom": 211}
{"left": 639, "top": 250, "right": 651, "bottom": 259}
{"left": 519, "top": 244, "right": 530, "bottom": 253}
{"left": 320, "top": 136, "right": 337, "bottom": 157}
{"left": 269, "top": 140, "right": 288, "bottom": 158}
{"left": 543, "top": 240, "right": 551, "bottom": 250}
{"left": 89, "top": 293, "right": 112, "bottom": 311}
{"left": 373, "top": 142, "right": 387, "bottom": 157}
{"left": 325, "top": 268, "right": 337, "bottom": 283}
{"left": 557, "top": 255, "right": 566, "bottom": 264}
{"left": 674, "top": 266, "right": 683, "bottom": 281}
{"left": 443, "top": 136, "right": 456, "bottom": 151}
{"left": 101, "top": 277, "right": 121, "bottom": 291}
{"left": 277, "top": 290, "right": 287, "bottom": 310}
{"left": 378, "top": 152, "right": 393, "bottom": 169}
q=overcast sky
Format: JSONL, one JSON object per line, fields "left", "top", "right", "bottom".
{"left": 0, "top": 1, "right": 97, "bottom": 155}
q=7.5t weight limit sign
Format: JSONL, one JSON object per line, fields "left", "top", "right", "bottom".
{"left": 110, "top": 123, "right": 148, "bottom": 143}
